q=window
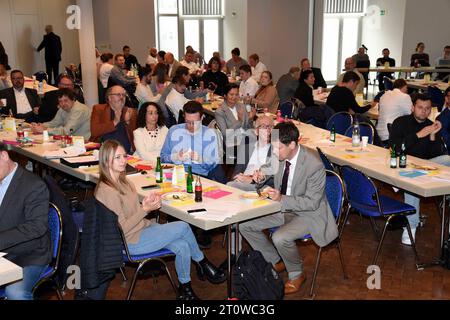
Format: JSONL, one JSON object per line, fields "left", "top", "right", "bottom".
{"left": 156, "top": 0, "right": 223, "bottom": 62}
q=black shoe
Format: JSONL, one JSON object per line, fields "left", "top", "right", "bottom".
{"left": 218, "top": 254, "right": 236, "bottom": 273}
{"left": 196, "top": 258, "right": 227, "bottom": 284}
{"left": 177, "top": 282, "right": 200, "bottom": 300}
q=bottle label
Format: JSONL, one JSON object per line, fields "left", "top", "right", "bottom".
{"left": 352, "top": 135, "right": 360, "bottom": 147}
{"left": 330, "top": 133, "right": 335, "bottom": 142}
{"left": 390, "top": 157, "right": 397, "bottom": 168}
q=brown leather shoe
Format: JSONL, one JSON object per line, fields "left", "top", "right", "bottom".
{"left": 273, "top": 261, "right": 286, "bottom": 273}
{"left": 284, "top": 274, "right": 307, "bottom": 295}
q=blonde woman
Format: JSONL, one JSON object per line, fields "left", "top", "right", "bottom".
{"left": 94, "top": 140, "right": 225, "bottom": 300}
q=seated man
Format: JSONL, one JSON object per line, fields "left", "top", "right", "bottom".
{"left": 39, "top": 74, "right": 85, "bottom": 122}
{"left": 327, "top": 71, "right": 372, "bottom": 115}
{"left": 160, "top": 101, "right": 226, "bottom": 184}
{"left": 248, "top": 53, "right": 267, "bottom": 83}
{"left": 300, "top": 58, "right": 327, "bottom": 89}
{"left": 240, "top": 122, "right": 338, "bottom": 295}
{"left": 376, "top": 79, "right": 412, "bottom": 145}
{"left": 90, "top": 85, "right": 137, "bottom": 154}
{"left": 0, "top": 70, "right": 41, "bottom": 122}
{"left": 228, "top": 115, "right": 274, "bottom": 192}
{"left": 0, "top": 143, "right": 51, "bottom": 300}
{"left": 31, "top": 88, "right": 91, "bottom": 140}
{"left": 337, "top": 57, "right": 365, "bottom": 96}
{"left": 239, "top": 64, "right": 259, "bottom": 98}
{"left": 109, "top": 54, "right": 138, "bottom": 99}
{"left": 436, "top": 87, "right": 450, "bottom": 148}
{"left": 276, "top": 66, "right": 300, "bottom": 104}
{"left": 390, "top": 93, "right": 450, "bottom": 245}
{"left": 165, "top": 75, "right": 191, "bottom": 123}
{"left": 376, "top": 48, "right": 396, "bottom": 91}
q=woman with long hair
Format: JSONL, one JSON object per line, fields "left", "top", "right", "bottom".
{"left": 95, "top": 140, "right": 226, "bottom": 300}
{"left": 252, "top": 71, "right": 280, "bottom": 114}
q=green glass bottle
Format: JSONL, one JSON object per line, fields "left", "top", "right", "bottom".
{"left": 399, "top": 142, "right": 407, "bottom": 168}
{"left": 330, "top": 124, "right": 336, "bottom": 142}
{"left": 186, "top": 165, "right": 194, "bottom": 193}
{"left": 155, "top": 157, "right": 163, "bottom": 183}
{"left": 390, "top": 144, "right": 397, "bottom": 169}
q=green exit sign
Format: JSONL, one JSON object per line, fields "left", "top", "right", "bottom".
{"left": 380, "top": 9, "right": 386, "bottom": 15}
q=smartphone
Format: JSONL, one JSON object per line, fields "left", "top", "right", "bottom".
{"left": 141, "top": 185, "right": 160, "bottom": 190}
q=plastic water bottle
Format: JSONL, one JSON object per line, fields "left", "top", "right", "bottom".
{"left": 352, "top": 121, "right": 360, "bottom": 147}
{"left": 38, "top": 81, "right": 44, "bottom": 95}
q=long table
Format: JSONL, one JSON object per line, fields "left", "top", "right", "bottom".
{"left": 406, "top": 79, "right": 449, "bottom": 91}
{"left": 23, "top": 76, "right": 58, "bottom": 95}
{"left": 0, "top": 256, "right": 23, "bottom": 287}
{"left": 357, "top": 67, "right": 450, "bottom": 74}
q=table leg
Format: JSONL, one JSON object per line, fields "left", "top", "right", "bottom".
{"left": 227, "top": 224, "right": 232, "bottom": 298}
{"left": 416, "top": 195, "right": 447, "bottom": 270}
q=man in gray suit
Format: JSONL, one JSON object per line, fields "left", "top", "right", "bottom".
{"left": 0, "top": 143, "right": 51, "bottom": 300}
{"left": 240, "top": 122, "right": 338, "bottom": 295}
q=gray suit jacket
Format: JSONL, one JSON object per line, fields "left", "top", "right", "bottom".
{"left": 274, "top": 147, "right": 338, "bottom": 247}
{"left": 215, "top": 102, "right": 253, "bottom": 146}
{"left": 0, "top": 165, "right": 51, "bottom": 267}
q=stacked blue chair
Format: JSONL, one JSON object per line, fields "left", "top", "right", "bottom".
{"left": 326, "top": 112, "right": 353, "bottom": 135}
{"left": 316, "top": 147, "right": 335, "bottom": 172}
{"left": 340, "top": 166, "right": 420, "bottom": 266}
{"left": 427, "top": 86, "right": 445, "bottom": 110}
{"left": 344, "top": 122, "right": 375, "bottom": 144}
{"left": 270, "top": 170, "right": 348, "bottom": 297}
{"left": 118, "top": 225, "right": 178, "bottom": 300}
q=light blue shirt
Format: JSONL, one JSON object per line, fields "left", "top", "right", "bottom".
{"left": 160, "top": 124, "right": 220, "bottom": 177}
{"left": 0, "top": 163, "right": 18, "bottom": 207}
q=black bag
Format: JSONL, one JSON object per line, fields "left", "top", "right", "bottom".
{"left": 442, "top": 235, "right": 450, "bottom": 269}
{"left": 232, "top": 250, "right": 284, "bottom": 300}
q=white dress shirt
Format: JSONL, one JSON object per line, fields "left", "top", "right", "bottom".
{"left": 244, "top": 142, "right": 271, "bottom": 175}
{"left": 0, "top": 163, "right": 18, "bottom": 207}
{"left": 14, "top": 87, "right": 32, "bottom": 115}
{"left": 376, "top": 88, "right": 413, "bottom": 141}
{"left": 135, "top": 83, "right": 161, "bottom": 104}
{"left": 180, "top": 60, "right": 200, "bottom": 75}
{"left": 239, "top": 77, "right": 259, "bottom": 98}
{"left": 251, "top": 61, "right": 268, "bottom": 82}
{"left": 99, "top": 63, "right": 114, "bottom": 88}
{"left": 166, "top": 88, "right": 190, "bottom": 122}
{"left": 286, "top": 147, "right": 300, "bottom": 196}
{"left": 229, "top": 106, "right": 239, "bottom": 120}
{"left": 146, "top": 55, "right": 158, "bottom": 66}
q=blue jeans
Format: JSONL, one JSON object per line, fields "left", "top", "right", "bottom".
{"left": 405, "top": 155, "right": 450, "bottom": 228}
{"left": 3, "top": 265, "right": 48, "bottom": 300}
{"left": 127, "top": 221, "right": 204, "bottom": 284}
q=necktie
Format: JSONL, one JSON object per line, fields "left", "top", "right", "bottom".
{"left": 280, "top": 161, "right": 291, "bottom": 195}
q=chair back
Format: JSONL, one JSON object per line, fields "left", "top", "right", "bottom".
{"left": 34, "top": 71, "right": 48, "bottom": 83}
{"left": 165, "top": 104, "right": 178, "bottom": 128}
{"left": 428, "top": 86, "right": 445, "bottom": 109}
{"left": 383, "top": 77, "right": 394, "bottom": 91}
{"left": 317, "top": 147, "right": 335, "bottom": 171}
{"left": 341, "top": 166, "right": 379, "bottom": 210}
{"left": 344, "top": 122, "right": 374, "bottom": 144}
{"left": 326, "top": 111, "right": 353, "bottom": 135}
{"left": 279, "top": 101, "right": 294, "bottom": 118}
{"left": 48, "top": 203, "right": 63, "bottom": 271}
{"left": 325, "top": 170, "right": 345, "bottom": 223}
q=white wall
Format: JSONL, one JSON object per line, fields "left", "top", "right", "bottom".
{"left": 223, "top": 0, "right": 247, "bottom": 61}
{"left": 93, "top": 0, "right": 156, "bottom": 64}
{"left": 401, "top": 0, "right": 450, "bottom": 66}
{"left": 361, "top": 0, "right": 406, "bottom": 67}
{"left": 0, "top": 0, "right": 80, "bottom": 76}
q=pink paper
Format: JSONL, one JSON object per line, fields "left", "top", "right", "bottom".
{"left": 203, "top": 189, "right": 232, "bottom": 199}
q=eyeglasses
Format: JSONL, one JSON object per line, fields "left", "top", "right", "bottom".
{"left": 109, "top": 93, "right": 126, "bottom": 97}
{"left": 257, "top": 125, "right": 273, "bottom": 129}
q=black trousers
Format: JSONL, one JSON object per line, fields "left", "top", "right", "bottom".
{"left": 45, "top": 59, "right": 60, "bottom": 85}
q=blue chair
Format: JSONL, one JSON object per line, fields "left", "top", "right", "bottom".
{"left": 279, "top": 101, "right": 295, "bottom": 119}
{"left": 383, "top": 77, "right": 394, "bottom": 91}
{"left": 344, "top": 122, "right": 374, "bottom": 144}
{"left": 316, "top": 147, "right": 335, "bottom": 172}
{"left": 326, "top": 111, "right": 353, "bottom": 135}
{"left": 118, "top": 225, "right": 178, "bottom": 300}
{"left": 0, "top": 203, "right": 64, "bottom": 300}
{"left": 340, "top": 166, "right": 420, "bottom": 266}
{"left": 270, "top": 170, "right": 347, "bottom": 297}
{"left": 33, "top": 71, "right": 48, "bottom": 83}
{"left": 428, "top": 86, "right": 445, "bottom": 110}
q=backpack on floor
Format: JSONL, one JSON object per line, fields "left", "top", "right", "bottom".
{"left": 232, "top": 250, "right": 284, "bottom": 300}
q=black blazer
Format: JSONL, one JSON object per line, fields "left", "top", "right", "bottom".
{"left": 0, "top": 87, "right": 41, "bottom": 119}
{"left": 0, "top": 166, "right": 51, "bottom": 267}
{"left": 37, "top": 32, "right": 62, "bottom": 62}
{"left": 294, "top": 81, "right": 315, "bottom": 107}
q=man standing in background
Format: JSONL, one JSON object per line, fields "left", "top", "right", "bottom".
{"left": 37, "top": 25, "right": 62, "bottom": 85}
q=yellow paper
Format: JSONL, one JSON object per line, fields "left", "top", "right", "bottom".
{"left": 168, "top": 199, "right": 196, "bottom": 207}
{"left": 253, "top": 200, "right": 270, "bottom": 207}
{"left": 4, "top": 118, "right": 16, "bottom": 132}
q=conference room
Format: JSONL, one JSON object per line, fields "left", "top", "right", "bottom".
{"left": 1, "top": 0, "right": 450, "bottom": 304}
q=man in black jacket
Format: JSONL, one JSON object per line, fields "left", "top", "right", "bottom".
{"left": 0, "top": 143, "right": 51, "bottom": 300}
{"left": 37, "top": 25, "right": 62, "bottom": 85}
{"left": 390, "top": 93, "right": 450, "bottom": 246}
{"left": 0, "top": 70, "right": 41, "bottom": 122}
{"left": 300, "top": 58, "right": 327, "bottom": 89}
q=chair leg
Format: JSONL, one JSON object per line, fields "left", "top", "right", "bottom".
{"left": 119, "top": 266, "right": 127, "bottom": 281}
{"left": 340, "top": 206, "right": 351, "bottom": 238}
{"left": 405, "top": 222, "right": 421, "bottom": 264}
{"left": 159, "top": 259, "right": 179, "bottom": 297}
{"left": 309, "top": 247, "right": 322, "bottom": 297}
{"left": 372, "top": 220, "right": 389, "bottom": 265}
{"left": 55, "top": 287, "right": 64, "bottom": 300}
{"left": 222, "top": 228, "right": 227, "bottom": 248}
{"left": 126, "top": 263, "right": 144, "bottom": 300}
{"left": 336, "top": 239, "right": 348, "bottom": 279}
{"left": 369, "top": 217, "right": 380, "bottom": 240}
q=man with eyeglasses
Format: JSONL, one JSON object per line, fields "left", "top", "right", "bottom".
{"left": 390, "top": 93, "right": 450, "bottom": 245}
{"left": 0, "top": 70, "right": 41, "bottom": 122}
{"left": 90, "top": 85, "right": 137, "bottom": 153}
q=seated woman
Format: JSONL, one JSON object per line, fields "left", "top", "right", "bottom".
{"left": 133, "top": 102, "right": 169, "bottom": 164}
{"left": 251, "top": 71, "right": 280, "bottom": 114}
{"left": 410, "top": 42, "right": 430, "bottom": 67}
{"left": 201, "top": 56, "right": 229, "bottom": 96}
{"left": 95, "top": 140, "right": 226, "bottom": 300}
{"left": 215, "top": 83, "right": 255, "bottom": 151}
{"left": 294, "top": 69, "right": 316, "bottom": 107}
